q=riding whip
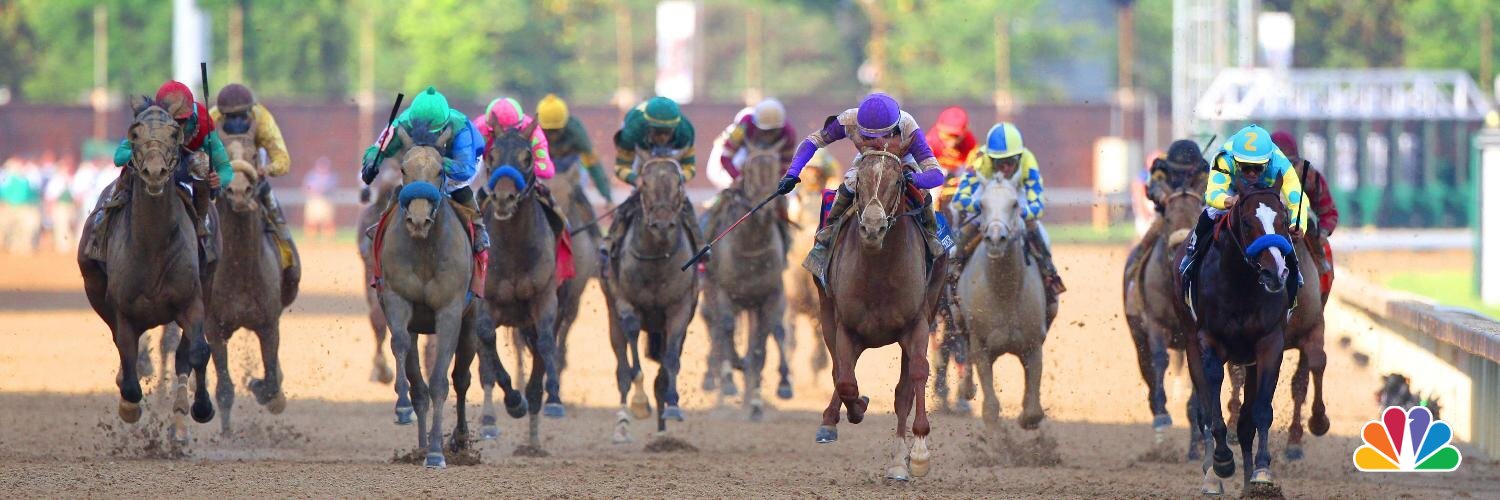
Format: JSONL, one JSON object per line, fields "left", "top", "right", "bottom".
{"left": 568, "top": 203, "right": 621, "bottom": 236}
{"left": 680, "top": 192, "right": 780, "bottom": 271}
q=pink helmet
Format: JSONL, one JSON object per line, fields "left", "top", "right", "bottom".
{"left": 485, "top": 97, "right": 525, "bottom": 129}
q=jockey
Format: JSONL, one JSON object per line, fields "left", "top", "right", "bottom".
{"left": 605, "top": 96, "right": 706, "bottom": 259}
{"left": 1180, "top": 124, "right": 1308, "bottom": 307}
{"left": 774, "top": 92, "right": 947, "bottom": 278}
{"left": 951, "top": 122, "right": 1066, "bottom": 306}
{"left": 1272, "top": 130, "right": 1338, "bottom": 295}
{"left": 89, "top": 80, "right": 233, "bottom": 263}
{"left": 359, "top": 86, "right": 487, "bottom": 251}
{"left": 924, "top": 106, "right": 977, "bottom": 211}
{"left": 707, "top": 106, "right": 754, "bottom": 190}
{"left": 1134, "top": 139, "right": 1210, "bottom": 249}
{"left": 717, "top": 99, "right": 798, "bottom": 182}
{"left": 209, "top": 83, "right": 296, "bottom": 266}
{"left": 474, "top": 97, "right": 555, "bottom": 181}
{"left": 536, "top": 94, "right": 613, "bottom": 208}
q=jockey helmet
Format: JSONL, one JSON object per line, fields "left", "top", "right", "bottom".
{"left": 644, "top": 96, "right": 682, "bottom": 129}
{"left": 1270, "top": 130, "right": 1298, "bottom": 158}
{"left": 856, "top": 92, "right": 901, "bottom": 137}
{"left": 1226, "top": 124, "right": 1274, "bottom": 164}
{"left": 485, "top": 97, "right": 525, "bottom": 129}
{"left": 1165, "top": 139, "right": 1205, "bottom": 168}
{"left": 216, "top": 84, "right": 255, "bottom": 114}
{"left": 408, "top": 86, "right": 451, "bottom": 133}
{"left": 983, "top": 122, "right": 1025, "bottom": 159}
{"left": 537, "top": 94, "right": 569, "bottom": 130}
{"left": 155, "top": 80, "right": 196, "bottom": 120}
{"left": 934, "top": 106, "right": 969, "bottom": 136}
{"left": 752, "top": 98, "right": 786, "bottom": 130}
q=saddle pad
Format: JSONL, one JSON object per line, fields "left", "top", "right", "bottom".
{"left": 369, "top": 203, "right": 488, "bottom": 299}
{"left": 819, "top": 189, "right": 837, "bottom": 229}
{"left": 556, "top": 231, "right": 576, "bottom": 282}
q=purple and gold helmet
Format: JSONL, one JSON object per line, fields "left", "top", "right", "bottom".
{"left": 856, "top": 92, "right": 901, "bottom": 138}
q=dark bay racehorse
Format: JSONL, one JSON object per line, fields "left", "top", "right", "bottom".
{"left": 701, "top": 138, "right": 794, "bottom": 421}
{"left": 205, "top": 142, "right": 300, "bottom": 435}
{"left": 603, "top": 155, "right": 698, "bottom": 443}
{"left": 79, "top": 98, "right": 216, "bottom": 436}
{"left": 479, "top": 122, "right": 567, "bottom": 451}
{"left": 815, "top": 151, "right": 947, "bottom": 481}
{"left": 1182, "top": 176, "right": 1296, "bottom": 494}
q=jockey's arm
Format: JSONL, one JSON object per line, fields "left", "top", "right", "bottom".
{"left": 202, "top": 131, "right": 234, "bottom": 189}
{"left": 1276, "top": 159, "right": 1307, "bottom": 232}
{"left": 529, "top": 123, "right": 555, "bottom": 179}
{"left": 253, "top": 105, "right": 291, "bottom": 177}
{"left": 612, "top": 130, "right": 639, "bottom": 185}
{"left": 1205, "top": 156, "right": 1234, "bottom": 210}
{"left": 784, "top": 117, "right": 846, "bottom": 180}
{"left": 953, "top": 168, "right": 982, "bottom": 214}
{"left": 443, "top": 120, "right": 483, "bottom": 188}
{"left": 112, "top": 140, "right": 132, "bottom": 168}
{"left": 718, "top": 122, "right": 747, "bottom": 179}
{"left": 905, "top": 127, "right": 946, "bottom": 190}
{"left": 1020, "top": 151, "right": 1045, "bottom": 220}
{"left": 567, "top": 119, "right": 612, "bottom": 199}
{"left": 679, "top": 146, "right": 697, "bottom": 182}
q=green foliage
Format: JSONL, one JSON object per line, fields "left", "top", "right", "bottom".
{"left": 1289, "top": 0, "right": 1405, "bottom": 69}
{"left": 1402, "top": 0, "right": 1500, "bottom": 78}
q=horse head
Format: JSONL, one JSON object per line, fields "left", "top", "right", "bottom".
{"left": 223, "top": 159, "right": 261, "bottom": 213}
{"left": 482, "top": 121, "right": 538, "bottom": 221}
{"left": 739, "top": 136, "right": 786, "bottom": 202}
{"left": 1162, "top": 189, "right": 1206, "bottom": 251}
{"left": 396, "top": 120, "right": 454, "bottom": 240}
{"left": 638, "top": 154, "right": 686, "bottom": 240}
{"left": 1225, "top": 174, "right": 1292, "bottom": 294}
{"left": 852, "top": 151, "right": 906, "bottom": 249}
{"left": 979, "top": 169, "right": 1025, "bottom": 260}
{"left": 126, "top": 96, "right": 184, "bottom": 197}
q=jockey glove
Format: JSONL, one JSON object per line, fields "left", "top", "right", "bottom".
{"left": 776, "top": 174, "right": 799, "bottom": 196}
{"left": 904, "top": 170, "right": 916, "bottom": 185}
{"left": 360, "top": 158, "right": 378, "bottom": 185}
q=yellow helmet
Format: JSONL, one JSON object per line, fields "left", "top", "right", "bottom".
{"left": 537, "top": 93, "right": 569, "bottom": 130}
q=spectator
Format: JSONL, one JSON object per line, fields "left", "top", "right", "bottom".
{"left": 72, "top": 153, "right": 103, "bottom": 237}
{"left": 1, "top": 156, "right": 42, "bottom": 254}
{"left": 302, "top": 156, "right": 337, "bottom": 241}
{"left": 43, "top": 154, "right": 75, "bottom": 252}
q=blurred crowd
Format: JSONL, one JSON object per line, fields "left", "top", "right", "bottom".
{"left": 0, "top": 151, "right": 118, "bottom": 255}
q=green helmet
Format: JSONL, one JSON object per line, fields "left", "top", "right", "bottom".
{"left": 408, "top": 86, "right": 451, "bottom": 133}
{"left": 643, "top": 96, "right": 682, "bottom": 129}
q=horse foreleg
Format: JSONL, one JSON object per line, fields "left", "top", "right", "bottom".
{"left": 1019, "top": 345, "right": 1045, "bottom": 430}
{"left": 421, "top": 303, "right": 463, "bottom": 469}
{"left": 248, "top": 323, "right": 286, "bottom": 414}
{"left": 1129, "top": 318, "right": 1170, "bottom": 430}
{"left": 111, "top": 317, "right": 144, "bottom": 423}
{"left": 768, "top": 294, "right": 793, "bottom": 401}
{"left": 1197, "top": 337, "right": 1234, "bottom": 481}
{"left": 661, "top": 298, "right": 694, "bottom": 427}
{"left": 832, "top": 324, "right": 868, "bottom": 424}
{"left": 1185, "top": 333, "right": 1228, "bottom": 495}
{"left": 1237, "top": 363, "right": 1260, "bottom": 486}
{"left": 367, "top": 289, "right": 392, "bottom": 384}
{"left": 1307, "top": 323, "right": 1330, "bottom": 437}
{"left": 208, "top": 328, "right": 235, "bottom": 436}
{"left": 176, "top": 299, "right": 215, "bottom": 425}
{"left": 1250, "top": 333, "right": 1286, "bottom": 486}
{"left": 477, "top": 323, "right": 500, "bottom": 440}
{"left": 405, "top": 340, "right": 429, "bottom": 451}
{"left": 382, "top": 296, "right": 415, "bottom": 426}
{"left": 888, "top": 349, "right": 914, "bottom": 481}
{"left": 449, "top": 326, "right": 475, "bottom": 453}
{"left": 536, "top": 302, "right": 566, "bottom": 419}
{"left": 907, "top": 321, "right": 933, "bottom": 478}
{"left": 1226, "top": 364, "right": 1244, "bottom": 445}
{"left": 745, "top": 305, "right": 771, "bottom": 422}
{"left": 609, "top": 312, "right": 634, "bottom": 444}
{"left": 521, "top": 328, "right": 545, "bottom": 447}
{"left": 1285, "top": 350, "right": 1310, "bottom": 461}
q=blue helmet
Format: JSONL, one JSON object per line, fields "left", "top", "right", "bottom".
{"left": 1226, "top": 124, "right": 1274, "bottom": 164}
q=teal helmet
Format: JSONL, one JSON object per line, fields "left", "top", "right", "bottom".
{"left": 1226, "top": 124, "right": 1274, "bottom": 164}
{"left": 643, "top": 96, "right": 682, "bottom": 129}
{"left": 408, "top": 86, "right": 451, "bottom": 133}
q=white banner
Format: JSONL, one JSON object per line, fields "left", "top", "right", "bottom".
{"left": 655, "top": 1, "right": 697, "bottom": 103}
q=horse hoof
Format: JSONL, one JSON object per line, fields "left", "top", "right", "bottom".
{"left": 663, "top": 405, "right": 684, "bottom": 422}
{"left": 1310, "top": 413, "right": 1330, "bottom": 436}
{"left": 118, "top": 401, "right": 142, "bottom": 423}
{"left": 543, "top": 403, "right": 566, "bottom": 419}
{"left": 1200, "top": 471, "right": 1224, "bottom": 496}
{"left": 1152, "top": 413, "right": 1173, "bottom": 431}
{"left": 1019, "top": 411, "right": 1044, "bottom": 430}
{"left": 1284, "top": 445, "right": 1305, "bottom": 461}
{"left": 776, "top": 381, "right": 794, "bottom": 400}
{"left": 1250, "top": 467, "right": 1273, "bottom": 484}
{"left": 264, "top": 393, "right": 287, "bottom": 415}
{"left": 909, "top": 437, "right": 931, "bottom": 477}
{"left": 424, "top": 452, "right": 447, "bottom": 469}
{"left": 721, "top": 381, "right": 739, "bottom": 397}
{"left": 1226, "top": 432, "right": 1239, "bottom": 446}
{"left": 1212, "top": 455, "right": 1235, "bottom": 479}
{"left": 629, "top": 398, "right": 652, "bottom": 420}
{"left": 702, "top": 373, "right": 717, "bottom": 391}
{"left": 371, "top": 364, "right": 394, "bottom": 384}
{"left": 395, "top": 406, "right": 415, "bottom": 426}
{"left": 504, "top": 393, "right": 529, "bottom": 419}
{"left": 885, "top": 465, "right": 910, "bottom": 482}
{"left": 191, "top": 399, "right": 215, "bottom": 423}
{"left": 815, "top": 426, "right": 838, "bottom": 443}
{"left": 480, "top": 424, "right": 501, "bottom": 441}
{"left": 749, "top": 404, "right": 764, "bottom": 422}
{"left": 953, "top": 399, "right": 972, "bottom": 415}
{"left": 846, "top": 396, "right": 870, "bottom": 425}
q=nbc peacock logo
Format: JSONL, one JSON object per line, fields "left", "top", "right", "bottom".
{"left": 1353, "top": 406, "right": 1462, "bottom": 472}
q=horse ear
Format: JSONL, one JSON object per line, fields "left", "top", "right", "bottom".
{"left": 437, "top": 124, "right": 455, "bottom": 148}
{"left": 395, "top": 125, "right": 413, "bottom": 151}
{"left": 129, "top": 95, "right": 151, "bottom": 115}
{"left": 523, "top": 118, "right": 539, "bottom": 138}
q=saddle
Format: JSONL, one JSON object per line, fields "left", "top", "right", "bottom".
{"left": 368, "top": 195, "right": 488, "bottom": 299}
{"left": 528, "top": 182, "right": 577, "bottom": 282}
{"left": 83, "top": 174, "right": 211, "bottom": 264}
{"left": 808, "top": 187, "right": 946, "bottom": 290}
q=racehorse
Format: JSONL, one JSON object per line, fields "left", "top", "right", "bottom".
{"left": 478, "top": 122, "right": 568, "bottom": 451}
{"left": 1122, "top": 186, "right": 1206, "bottom": 453}
{"left": 204, "top": 137, "right": 300, "bottom": 434}
{"left": 958, "top": 171, "right": 1050, "bottom": 429}
{"left": 1181, "top": 176, "right": 1297, "bottom": 494}
{"left": 815, "top": 151, "right": 948, "bottom": 481}
{"left": 603, "top": 154, "right": 698, "bottom": 443}
{"left": 79, "top": 97, "right": 216, "bottom": 439}
{"left": 700, "top": 137, "right": 793, "bottom": 421}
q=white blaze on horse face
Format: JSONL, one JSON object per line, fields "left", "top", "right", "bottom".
{"left": 1255, "top": 202, "right": 1287, "bottom": 276}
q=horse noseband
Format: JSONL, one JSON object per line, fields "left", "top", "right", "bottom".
{"left": 398, "top": 181, "right": 444, "bottom": 218}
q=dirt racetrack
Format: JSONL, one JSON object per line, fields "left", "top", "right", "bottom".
{"left": 1, "top": 242, "right": 1496, "bottom": 497}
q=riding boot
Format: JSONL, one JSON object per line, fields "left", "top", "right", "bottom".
{"left": 192, "top": 181, "right": 218, "bottom": 264}
{"left": 453, "top": 187, "right": 489, "bottom": 253}
{"left": 948, "top": 219, "right": 982, "bottom": 285}
{"left": 1285, "top": 236, "right": 1304, "bottom": 312}
{"left": 1179, "top": 210, "right": 1215, "bottom": 305}
{"left": 604, "top": 192, "right": 641, "bottom": 259}
{"left": 680, "top": 198, "right": 707, "bottom": 261}
{"left": 257, "top": 182, "right": 298, "bottom": 271}
{"left": 917, "top": 196, "right": 945, "bottom": 258}
{"left": 802, "top": 184, "right": 854, "bottom": 284}
{"left": 1026, "top": 224, "right": 1066, "bottom": 295}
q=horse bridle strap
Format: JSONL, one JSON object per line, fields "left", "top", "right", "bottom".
{"left": 398, "top": 181, "right": 445, "bottom": 219}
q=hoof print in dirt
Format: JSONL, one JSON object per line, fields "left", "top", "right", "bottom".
{"left": 644, "top": 436, "right": 698, "bottom": 453}
{"left": 513, "top": 444, "right": 550, "bottom": 458}
{"left": 1241, "top": 481, "right": 1285, "bottom": 499}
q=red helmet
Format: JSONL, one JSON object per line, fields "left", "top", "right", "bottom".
{"left": 155, "top": 81, "right": 196, "bottom": 120}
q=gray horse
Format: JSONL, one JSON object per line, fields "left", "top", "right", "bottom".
{"left": 958, "top": 172, "right": 1052, "bottom": 429}
{"left": 205, "top": 143, "right": 300, "bottom": 435}
{"left": 701, "top": 138, "right": 793, "bottom": 420}
{"left": 79, "top": 98, "right": 216, "bottom": 439}
{"left": 603, "top": 155, "right": 699, "bottom": 444}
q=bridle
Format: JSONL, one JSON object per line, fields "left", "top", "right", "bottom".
{"left": 858, "top": 151, "right": 924, "bottom": 230}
